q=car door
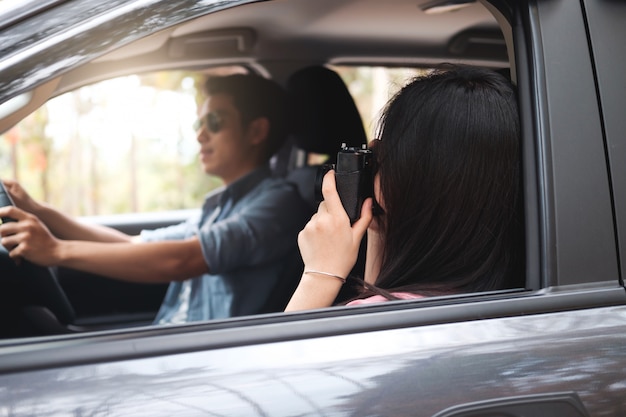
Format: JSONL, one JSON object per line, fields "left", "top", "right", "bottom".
{"left": 515, "top": 0, "right": 618, "bottom": 289}
{"left": 580, "top": 0, "right": 626, "bottom": 284}
{"left": 1, "top": 1, "right": 626, "bottom": 416}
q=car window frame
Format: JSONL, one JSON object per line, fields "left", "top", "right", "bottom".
{"left": 515, "top": 0, "right": 618, "bottom": 288}
{"left": 0, "top": 0, "right": 623, "bottom": 345}
{"left": 0, "top": 0, "right": 254, "bottom": 103}
{"left": 581, "top": 0, "right": 626, "bottom": 287}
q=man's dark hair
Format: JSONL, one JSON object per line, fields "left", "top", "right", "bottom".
{"left": 204, "top": 74, "right": 288, "bottom": 160}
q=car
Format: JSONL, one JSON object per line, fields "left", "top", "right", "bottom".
{"left": 1, "top": 0, "right": 625, "bottom": 415}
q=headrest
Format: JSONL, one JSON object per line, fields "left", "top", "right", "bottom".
{"left": 287, "top": 66, "right": 367, "bottom": 157}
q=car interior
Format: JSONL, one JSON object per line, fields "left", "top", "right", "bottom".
{"left": 0, "top": 0, "right": 515, "bottom": 339}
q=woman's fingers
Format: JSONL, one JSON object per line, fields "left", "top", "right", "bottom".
{"left": 352, "top": 198, "right": 373, "bottom": 238}
{"left": 320, "top": 170, "right": 349, "bottom": 219}
{"left": 319, "top": 170, "right": 374, "bottom": 238}
{"left": 299, "top": 171, "right": 373, "bottom": 272}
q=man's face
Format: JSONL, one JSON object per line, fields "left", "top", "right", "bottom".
{"left": 195, "top": 93, "right": 259, "bottom": 184}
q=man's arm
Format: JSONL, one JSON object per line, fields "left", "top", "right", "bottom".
{"left": 30, "top": 202, "right": 133, "bottom": 243}
{"left": 0, "top": 205, "right": 208, "bottom": 283}
{"left": 2, "top": 179, "right": 132, "bottom": 243}
{"left": 200, "top": 181, "right": 309, "bottom": 274}
{"left": 54, "top": 238, "right": 208, "bottom": 283}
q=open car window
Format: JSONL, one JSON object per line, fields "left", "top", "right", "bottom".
{"left": 2, "top": 0, "right": 587, "bottom": 340}
{"left": 0, "top": 69, "right": 251, "bottom": 218}
{"left": 0, "top": 0, "right": 528, "bottom": 340}
{"left": 331, "top": 66, "right": 433, "bottom": 140}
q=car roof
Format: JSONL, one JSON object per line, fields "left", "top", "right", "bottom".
{"left": 96, "top": 0, "right": 505, "bottom": 64}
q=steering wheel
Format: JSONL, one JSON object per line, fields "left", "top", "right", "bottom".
{"left": 0, "top": 183, "right": 75, "bottom": 327}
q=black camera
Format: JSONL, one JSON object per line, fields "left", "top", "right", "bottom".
{"left": 315, "top": 143, "right": 374, "bottom": 223}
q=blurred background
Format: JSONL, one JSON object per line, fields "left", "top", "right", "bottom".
{"left": 0, "top": 66, "right": 427, "bottom": 217}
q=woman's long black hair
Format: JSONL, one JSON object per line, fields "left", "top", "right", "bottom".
{"left": 356, "top": 65, "right": 525, "bottom": 299}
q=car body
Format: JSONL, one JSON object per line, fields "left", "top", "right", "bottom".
{"left": 0, "top": 0, "right": 625, "bottom": 415}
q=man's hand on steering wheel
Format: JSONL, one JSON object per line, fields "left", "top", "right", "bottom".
{"left": 0, "top": 205, "right": 61, "bottom": 267}
{"left": 1, "top": 179, "right": 41, "bottom": 214}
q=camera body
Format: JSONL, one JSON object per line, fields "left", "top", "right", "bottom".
{"left": 316, "top": 143, "right": 374, "bottom": 223}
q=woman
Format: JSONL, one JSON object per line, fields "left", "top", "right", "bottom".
{"left": 286, "top": 65, "right": 525, "bottom": 311}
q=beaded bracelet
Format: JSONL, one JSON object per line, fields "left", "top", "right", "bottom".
{"left": 304, "top": 270, "right": 347, "bottom": 284}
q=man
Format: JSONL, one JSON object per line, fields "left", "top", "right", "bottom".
{"left": 0, "top": 74, "right": 309, "bottom": 324}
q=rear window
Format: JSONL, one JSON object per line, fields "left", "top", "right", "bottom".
{"left": 330, "top": 66, "right": 432, "bottom": 140}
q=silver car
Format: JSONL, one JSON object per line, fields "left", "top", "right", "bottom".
{"left": 0, "top": 0, "right": 625, "bottom": 415}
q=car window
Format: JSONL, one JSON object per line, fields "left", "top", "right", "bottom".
{"left": 331, "top": 66, "right": 431, "bottom": 140}
{"left": 0, "top": 65, "right": 433, "bottom": 212}
{"left": 0, "top": 67, "right": 246, "bottom": 217}
{"left": 296, "top": 65, "right": 432, "bottom": 166}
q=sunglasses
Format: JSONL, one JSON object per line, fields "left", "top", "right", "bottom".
{"left": 193, "top": 111, "right": 224, "bottom": 133}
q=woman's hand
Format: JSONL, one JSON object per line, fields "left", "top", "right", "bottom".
{"left": 285, "top": 170, "right": 373, "bottom": 312}
{"left": 1, "top": 179, "right": 41, "bottom": 214}
{"left": 298, "top": 170, "right": 373, "bottom": 278}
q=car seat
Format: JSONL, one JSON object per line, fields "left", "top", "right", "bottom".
{"left": 285, "top": 65, "right": 368, "bottom": 212}
{"left": 284, "top": 65, "right": 369, "bottom": 301}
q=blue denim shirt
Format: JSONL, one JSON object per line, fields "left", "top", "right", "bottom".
{"left": 140, "top": 165, "right": 308, "bottom": 324}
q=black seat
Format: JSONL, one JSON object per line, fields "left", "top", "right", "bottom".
{"left": 285, "top": 66, "right": 368, "bottom": 300}
{"left": 261, "top": 66, "right": 368, "bottom": 313}
{"left": 285, "top": 65, "right": 368, "bottom": 211}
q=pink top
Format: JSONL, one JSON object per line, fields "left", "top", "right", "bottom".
{"left": 346, "top": 292, "right": 423, "bottom": 306}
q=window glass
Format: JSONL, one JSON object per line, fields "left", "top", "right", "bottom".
{"left": 301, "top": 65, "right": 432, "bottom": 165}
{"left": 330, "top": 66, "right": 432, "bottom": 139}
{"left": 0, "top": 67, "right": 245, "bottom": 217}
